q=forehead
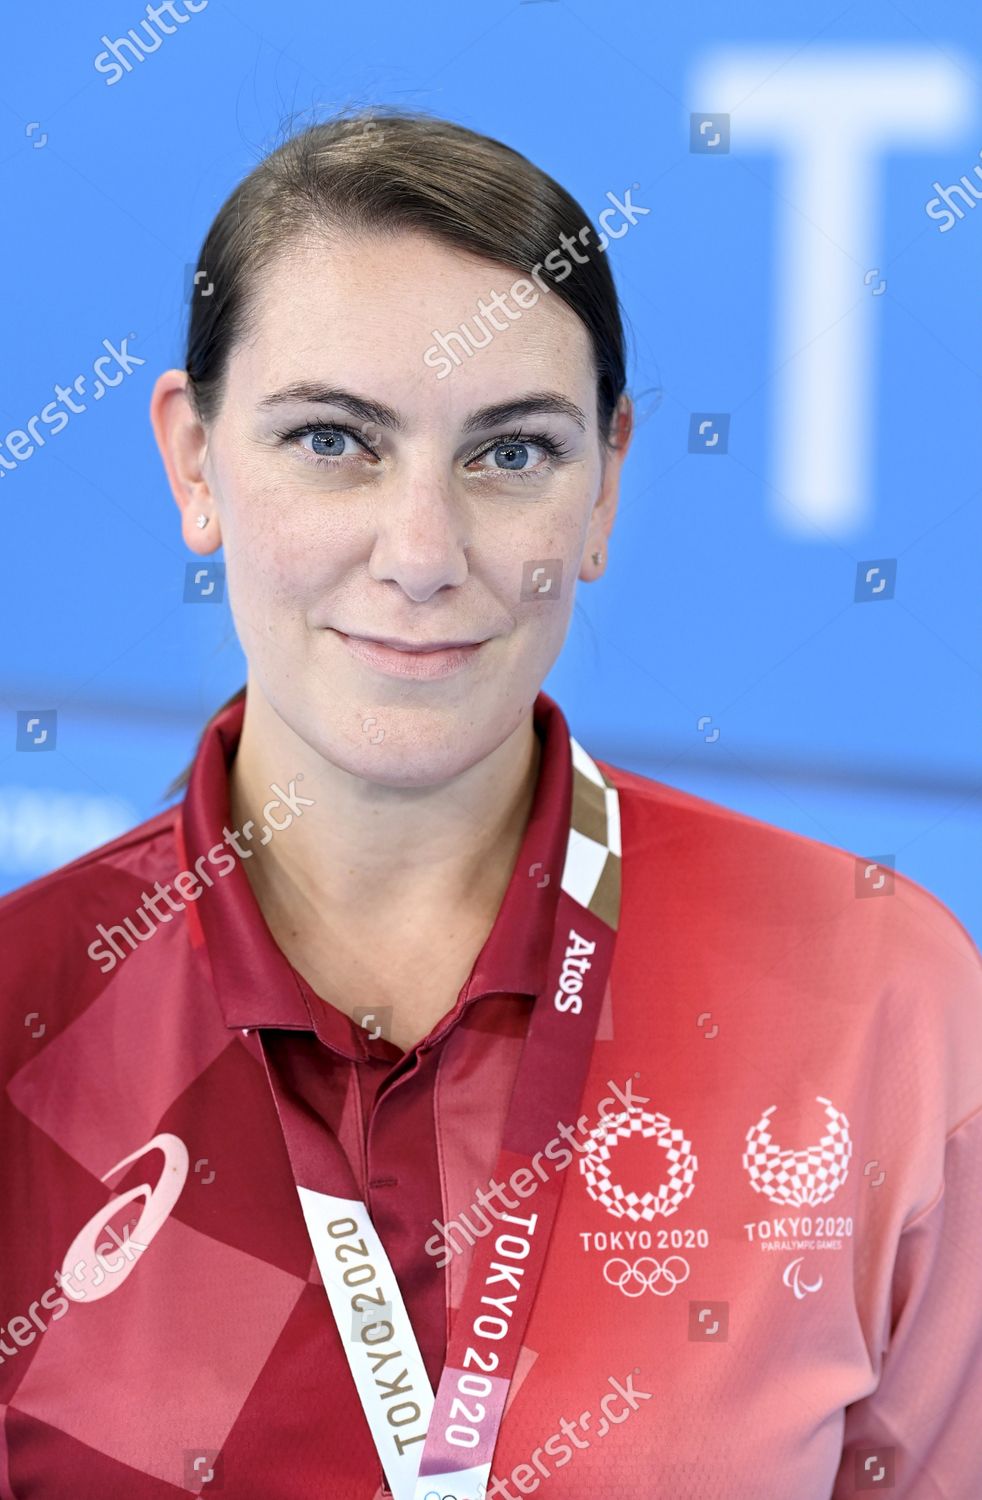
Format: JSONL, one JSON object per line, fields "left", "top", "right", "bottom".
{"left": 228, "top": 228, "right": 598, "bottom": 424}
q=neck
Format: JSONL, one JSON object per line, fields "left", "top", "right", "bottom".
{"left": 227, "top": 686, "right": 543, "bottom": 936}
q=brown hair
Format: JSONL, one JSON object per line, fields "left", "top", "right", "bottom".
{"left": 167, "top": 104, "right": 629, "bottom": 798}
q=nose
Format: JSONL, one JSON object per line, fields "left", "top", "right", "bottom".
{"left": 366, "top": 466, "right": 470, "bottom": 600}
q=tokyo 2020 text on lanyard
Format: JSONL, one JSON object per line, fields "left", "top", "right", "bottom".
{"left": 257, "top": 733, "right": 622, "bottom": 1500}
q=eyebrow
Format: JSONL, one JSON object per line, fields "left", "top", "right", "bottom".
{"left": 461, "top": 393, "right": 588, "bottom": 435}
{"left": 255, "top": 383, "right": 588, "bottom": 433}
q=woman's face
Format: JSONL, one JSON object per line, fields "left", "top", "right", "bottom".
{"left": 172, "top": 228, "right": 630, "bottom": 784}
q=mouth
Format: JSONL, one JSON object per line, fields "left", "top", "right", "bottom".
{"left": 331, "top": 629, "right": 489, "bottom": 680}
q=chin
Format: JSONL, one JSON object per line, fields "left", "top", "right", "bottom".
{"left": 294, "top": 700, "right": 494, "bottom": 787}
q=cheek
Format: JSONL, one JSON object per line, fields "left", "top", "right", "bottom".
{"left": 508, "top": 495, "right": 591, "bottom": 610}
{"left": 218, "top": 472, "right": 343, "bottom": 612}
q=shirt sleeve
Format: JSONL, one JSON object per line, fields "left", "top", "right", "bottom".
{"left": 832, "top": 1105, "right": 982, "bottom": 1499}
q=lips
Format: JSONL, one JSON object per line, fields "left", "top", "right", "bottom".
{"left": 341, "top": 633, "right": 484, "bottom": 653}
{"left": 333, "top": 629, "right": 487, "bottom": 680}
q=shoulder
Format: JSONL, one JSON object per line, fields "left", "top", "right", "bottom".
{"left": 0, "top": 805, "right": 180, "bottom": 1028}
{"left": 599, "top": 762, "right": 982, "bottom": 1092}
{"left": 601, "top": 756, "right": 977, "bottom": 943}
{"left": 0, "top": 804, "right": 178, "bottom": 922}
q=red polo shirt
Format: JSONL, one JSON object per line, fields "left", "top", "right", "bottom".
{"left": 1, "top": 689, "right": 980, "bottom": 1499}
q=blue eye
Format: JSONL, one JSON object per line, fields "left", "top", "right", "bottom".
{"left": 485, "top": 441, "right": 534, "bottom": 470}
{"left": 467, "top": 431, "right": 571, "bottom": 477}
{"left": 308, "top": 428, "right": 352, "bottom": 458}
{"left": 273, "top": 421, "right": 377, "bottom": 464}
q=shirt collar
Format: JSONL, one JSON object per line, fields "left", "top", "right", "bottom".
{"left": 179, "top": 689, "right": 572, "bottom": 1059}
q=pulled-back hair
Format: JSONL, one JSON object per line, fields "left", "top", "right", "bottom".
{"left": 185, "top": 105, "right": 626, "bottom": 439}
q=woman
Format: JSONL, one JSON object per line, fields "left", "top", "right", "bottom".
{"left": 1, "top": 109, "right": 980, "bottom": 1500}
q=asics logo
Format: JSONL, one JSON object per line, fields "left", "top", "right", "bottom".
{"left": 59, "top": 1133, "right": 189, "bottom": 1302}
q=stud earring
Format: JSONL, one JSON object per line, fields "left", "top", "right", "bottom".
{"left": 195, "top": 514, "right": 209, "bottom": 529}
{"left": 592, "top": 549, "right": 603, "bottom": 566}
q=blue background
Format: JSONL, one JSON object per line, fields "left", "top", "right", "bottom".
{"left": 1, "top": 1, "right": 979, "bottom": 944}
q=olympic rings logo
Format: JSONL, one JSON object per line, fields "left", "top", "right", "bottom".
{"left": 602, "top": 1255, "right": 690, "bottom": 1297}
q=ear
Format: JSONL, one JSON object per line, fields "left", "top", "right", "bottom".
{"left": 579, "top": 394, "right": 633, "bottom": 581}
{"left": 149, "top": 369, "right": 223, "bottom": 554}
